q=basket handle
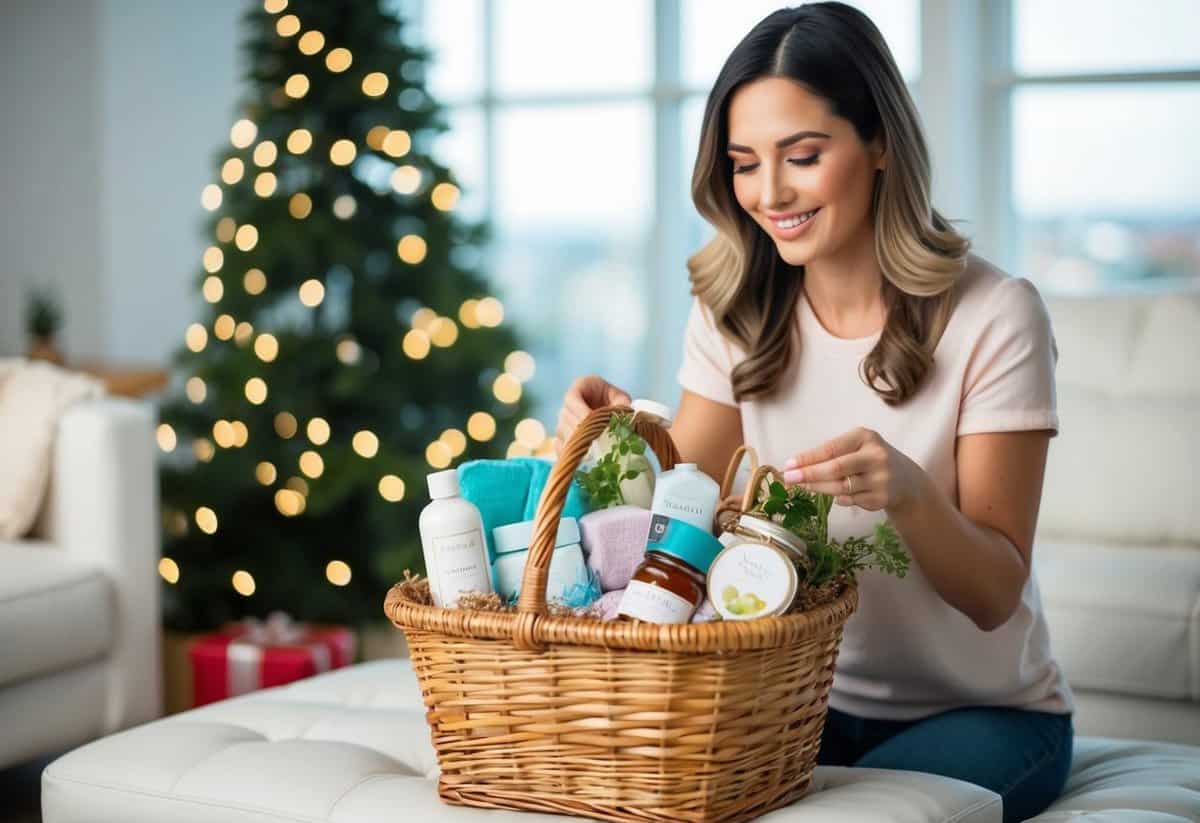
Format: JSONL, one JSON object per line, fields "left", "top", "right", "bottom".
{"left": 715, "top": 445, "right": 758, "bottom": 531}
{"left": 513, "top": 404, "right": 680, "bottom": 649}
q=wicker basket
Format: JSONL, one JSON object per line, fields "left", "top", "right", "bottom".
{"left": 384, "top": 405, "right": 858, "bottom": 823}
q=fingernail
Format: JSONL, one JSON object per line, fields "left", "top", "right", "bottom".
{"left": 784, "top": 457, "right": 797, "bottom": 469}
{"left": 783, "top": 469, "right": 802, "bottom": 484}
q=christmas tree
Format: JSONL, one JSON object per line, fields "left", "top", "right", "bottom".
{"left": 157, "top": 0, "right": 546, "bottom": 632}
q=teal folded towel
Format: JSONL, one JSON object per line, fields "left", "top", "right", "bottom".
{"left": 457, "top": 458, "right": 591, "bottom": 559}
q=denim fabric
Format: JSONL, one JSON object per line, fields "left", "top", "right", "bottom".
{"left": 817, "top": 705, "right": 1074, "bottom": 823}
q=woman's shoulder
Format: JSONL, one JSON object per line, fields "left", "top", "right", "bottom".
{"left": 949, "top": 253, "right": 1052, "bottom": 334}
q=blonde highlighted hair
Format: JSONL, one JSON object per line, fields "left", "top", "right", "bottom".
{"left": 688, "top": 1, "right": 970, "bottom": 405}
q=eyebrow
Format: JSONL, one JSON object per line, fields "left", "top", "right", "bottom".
{"left": 726, "top": 130, "right": 831, "bottom": 153}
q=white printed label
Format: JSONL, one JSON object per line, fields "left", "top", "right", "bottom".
{"left": 617, "top": 579, "right": 696, "bottom": 624}
{"left": 430, "top": 528, "right": 491, "bottom": 607}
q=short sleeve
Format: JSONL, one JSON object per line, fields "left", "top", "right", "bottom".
{"left": 957, "top": 277, "right": 1059, "bottom": 438}
{"left": 676, "top": 297, "right": 738, "bottom": 408}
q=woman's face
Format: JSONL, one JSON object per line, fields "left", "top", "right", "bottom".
{"left": 726, "top": 77, "right": 884, "bottom": 267}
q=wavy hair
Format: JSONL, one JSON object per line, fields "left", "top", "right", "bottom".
{"left": 688, "top": 1, "right": 970, "bottom": 405}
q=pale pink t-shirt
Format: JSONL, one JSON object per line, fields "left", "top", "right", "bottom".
{"left": 677, "top": 254, "right": 1075, "bottom": 721}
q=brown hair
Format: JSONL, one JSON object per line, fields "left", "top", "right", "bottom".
{"left": 688, "top": 2, "right": 970, "bottom": 405}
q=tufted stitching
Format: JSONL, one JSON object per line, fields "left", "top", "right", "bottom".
{"left": 943, "top": 793, "right": 1003, "bottom": 823}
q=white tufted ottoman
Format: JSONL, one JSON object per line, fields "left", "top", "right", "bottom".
{"left": 42, "top": 660, "right": 1200, "bottom": 822}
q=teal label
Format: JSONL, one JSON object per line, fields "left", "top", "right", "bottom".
{"left": 646, "top": 514, "right": 722, "bottom": 573}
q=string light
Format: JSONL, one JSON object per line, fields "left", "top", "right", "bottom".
{"left": 186, "top": 376, "right": 207, "bottom": 403}
{"left": 306, "top": 417, "right": 330, "bottom": 445}
{"left": 231, "top": 420, "right": 249, "bottom": 447}
{"left": 299, "top": 450, "right": 324, "bottom": 478}
{"left": 336, "top": 337, "right": 361, "bottom": 364}
{"left": 493, "top": 373, "right": 522, "bottom": 404}
{"left": 352, "top": 430, "right": 378, "bottom": 458}
{"left": 263, "top": 0, "right": 287, "bottom": 14}
{"left": 185, "top": 323, "right": 208, "bottom": 352}
{"left": 431, "top": 182, "right": 460, "bottom": 211}
{"left": 166, "top": 510, "right": 188, "bottom": 537}
{"left": 382, "top": 130, "right": 410, "bottom": 157}
{"left": 230, "top": 119, "right": 257, "bottom": 149}
{"left": 361, "top": 71, "right": 388, "bottom": 97}
{"left": 274, "top": 412, "right": 298, "bottom": 438}
{"left": 287, "top": 128, "right": 313, "bottom": 154}
{"left": 214, "top": 314, "right": 235, "bottom": 340}
{"left": 253, "top": 140, "right": 277, "bottom": 167}
{"left": 254, "top": 333, "right": 278, "bottom": 362}
{"left": 390, "top": 165, "right": 421, "bottom": 194}
{"left": 159, "top": 558, "right": 180, "bottom": 584}
{"left": 256, "top": 461, "right": 277, "bottom": 485}
{"left": 326, "top": 560, "right": 352, "bottom": 586}
{"left": 329, "top": 139, "right": 356, "bottom": 166}
{"left": 365, "top": 126, "right": 389, "bottom": 150}
{"left": 286, "top": 476, "right": 309, "bottom": 496}
{"left": 298, "top": 30, "right": 325, "bottom": 55}
{"left": 332, "top": 194, "right": 356, "bottom": 219}
{"left": 235, "top": 224, "right": 259, "bottom": 251}
{"left": 515, "top": 418, "right": 547, "bottom": 449}
{"left": 298, "top": 278, "right": 324, "bottom": 306}
{"left": 194, "top": 438, "right": 215, "bottom": 462}
{"left": 232, "top": 570, "right": 256, "bottom": 596}
{"left": 234, "top": 321, "right": 254, "bottom": 346}
{"left": 325, "top": 47, "right": 352, "bottom": 73}
{"left": 425, "top": 440, "right": 452, "bottom": 469}
{"left": 201, "top": 184, "right": 222, "bottom": 210}
{"left": 213, "top": 419, "right": 237, "bottom": 448}
{"left": 195, "top": 506, "right": 218, "bottom": 534}
{"left": 202, "top": 276, "right": 224, "bottom": 303}
{"left": 245, "top": 377, "right": 268, "bottom": 405}
{"left": 289, "top": 193, "right": 313, "bottom": 219}
{"left": 505, "top": 350, "right": 536, "bottom": 381}
{"left": 507, "top": 442, "right": 533, "bottom": 459}
{"left": 274, "top": 488, "right": 305, "bottom": 516}
{"left": 440, "top": 428, "right": 467, "bottom": 457}
{"left": 203, "top": 246, "right": 224, "bottom": 273}
{"left": 429, "top": 317, "right": 458, "bottom": 347}
{"left": 467, "top": 412, "right": 496, "bottom": 442}
{"left": 244, "top": 268, "right": 267, "bottom": 294}
{"left": 276, "top": 14, "right": 300, "bottom": 37}
{"left": 397, "top": 234, "right": 427, "bottom": 264}
{"left": 459, "top": 299, "right": 480, "bottom": 328}
{"left": 156, "top": 423, "right": 177, "bottom": 452}
{"left": 216, "top": 216, "right": 237, "bottom": 243}
{"left": 254, "top": 172, "right": 277, "bottom": 197}
{"left": 378, "top": 474, "right": 405, "bottom": 502}
{"left": 476, "top": 297, "right": 505, "bottom": 327}
{"left": 285, "top": 73, "right": 310, "bottom": 99}
{"left": 402, "top": 329, "right": 430, "bottom": 359}
{"left": 221, "top": 157, "right": 244, "bottom": 184}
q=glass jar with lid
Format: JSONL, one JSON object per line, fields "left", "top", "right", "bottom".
{"left": 707, "top": 513, "right": 810, "bottom": 620}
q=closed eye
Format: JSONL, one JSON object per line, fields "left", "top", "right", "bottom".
{"left": 732, "top": 155, "right": 819, "bottom": 175}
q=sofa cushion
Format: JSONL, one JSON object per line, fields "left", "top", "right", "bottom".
{"left": 1033, "top": 539, "right": 1200, "bottom": 702}
{"left": 0, "top": 541, "right": 114, "bottom": 687}
{"left": 43, "top": 659, "right": 1002, "bottom": 823}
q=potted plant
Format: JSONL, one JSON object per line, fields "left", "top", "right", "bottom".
{"left": 26, "top": 287, "right": 64, "bottom": 365}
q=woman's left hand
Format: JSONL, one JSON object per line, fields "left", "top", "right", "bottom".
{"left": 782, "top": 427, "right": 924, "bottom": 512}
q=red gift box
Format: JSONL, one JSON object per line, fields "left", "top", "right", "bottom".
{"left": 188, "top": 611, "right": 356, "bottom": 707}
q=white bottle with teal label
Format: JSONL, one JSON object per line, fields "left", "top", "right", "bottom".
{"left": 419, "top": 469, "right": 494, "bottom": 607}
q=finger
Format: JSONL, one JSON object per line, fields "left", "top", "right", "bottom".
{"left": 576, "top": 375, "right": 611, "bottom": 409}
{"left": 783, "top": 450, "right": 873, "bottom": 484}
{"left": 564, "top": 391, "right": 593, "bottom": 419}
{"left": 789, "top": 428, "right": 870, "bottom": 470}
{"left": 606, "top": 386, "right": 632, "bottom": 406}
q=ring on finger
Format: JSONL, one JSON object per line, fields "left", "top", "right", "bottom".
{"left": 844, "top": 474, "right": 855, "bottom": 495}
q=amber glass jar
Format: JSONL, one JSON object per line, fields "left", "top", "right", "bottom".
{"left": 616, "top": 515, "right": 724, "bottom": 624}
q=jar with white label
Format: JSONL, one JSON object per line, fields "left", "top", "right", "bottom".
{"left": 707, "top": 514, "right": 810, "bottom": 620}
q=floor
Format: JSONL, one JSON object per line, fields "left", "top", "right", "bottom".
{"left": 0, "top": 755, "right": 54, "bottom": 823}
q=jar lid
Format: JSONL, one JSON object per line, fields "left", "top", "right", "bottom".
{"left": 493, "top": 517, "right": 581, "bottom": 555}
{"left": 631, "top": 398, "right": 672, "bottom": 424}
{"left": 707, "top": 541, "right": 799, "bottom": 621}
{"left": 646, "top": 514, "right": 723, "bottom": 573}
{"left": 733, "top": 513, "right": 807, "bottom": 557}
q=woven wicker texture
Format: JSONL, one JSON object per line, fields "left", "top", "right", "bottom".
{"left": 385, "top": 405, "right": 858, "bottom": 822}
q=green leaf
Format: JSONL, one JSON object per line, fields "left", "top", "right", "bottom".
{"left": 624, "top": 469, "right": 639, "bottom": 480}
{"left": 769, "top": 481, "right": 787, "bottom": 498}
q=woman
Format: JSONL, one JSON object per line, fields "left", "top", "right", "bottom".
{"left": 555, "top": 3, "right": 1074, "bottom": 820}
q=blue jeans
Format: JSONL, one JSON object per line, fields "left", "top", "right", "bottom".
{"left": 816, "top": 705, "right": 1074, "bottom": 823}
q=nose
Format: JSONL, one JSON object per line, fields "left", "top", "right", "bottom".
{"left": 758, "top": 163, "right": 794, "bottom": 213}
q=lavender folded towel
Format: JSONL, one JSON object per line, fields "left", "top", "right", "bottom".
{"left": 579, "top": 505, "right": 651, "bottom": 592}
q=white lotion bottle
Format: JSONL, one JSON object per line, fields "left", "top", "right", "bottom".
{"left": 651, "top": 463, "right": 721, "bottom": 534}
{"left": 419, "top": 469, "right": 494, "bottom": 607}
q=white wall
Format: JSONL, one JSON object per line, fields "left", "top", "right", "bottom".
{"left": 0, "top": 0, "right": 244, "bottom": 363}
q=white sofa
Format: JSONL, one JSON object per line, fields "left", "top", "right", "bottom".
{"left": 38, "top": 290, "right": 1200, "bottom": 821}
{"left": 0, "top": 397, "right": 162, "bottom": 769}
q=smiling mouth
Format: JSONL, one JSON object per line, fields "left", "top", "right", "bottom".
{"left": 769, "top": 208, "right": 820, "bottom": 229}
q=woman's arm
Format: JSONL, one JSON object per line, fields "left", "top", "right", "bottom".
{"left": 885, "top": 430, "right": 1050, "bottom": 631}
{"left": 669, "top": 389, "right": 743, "bottom": 485}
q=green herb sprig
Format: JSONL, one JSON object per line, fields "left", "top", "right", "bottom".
{"left": 574, "top": 412, "right": 647, "bottom": 509}
{"left": 751, "top": 480, "right": 910, "bottom": 590}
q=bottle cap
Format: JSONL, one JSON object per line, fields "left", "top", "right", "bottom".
{"left": 426, "top": 469, "right": 461, "bottom": 500}
{"left": 493, "top": 517, "right": 581, "bottom": 554}
{"left": 631, "top": 398, "right": 672, "bottom": 424}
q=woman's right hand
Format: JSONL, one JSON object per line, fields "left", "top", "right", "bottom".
{"left": 554, "top": 374, "right": 632, "bottom": 456}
